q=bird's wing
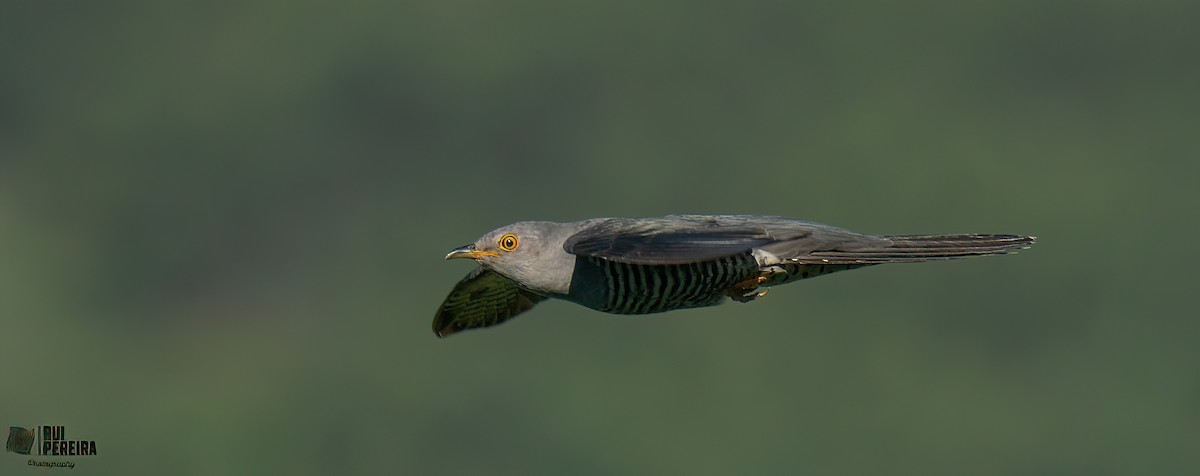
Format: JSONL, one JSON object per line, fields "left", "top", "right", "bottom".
{"left": 433, "top": 267, "right": 547, "bottom": 338}
{"left": 562, "top": 215, "right": 833, "bottom": 265}
{"left": 563, "top": 215, "right": 1033, "bottom": 266}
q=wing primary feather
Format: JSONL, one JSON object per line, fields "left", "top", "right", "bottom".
{"left": 432, "top": 268, "right": 546, "bottom": 338}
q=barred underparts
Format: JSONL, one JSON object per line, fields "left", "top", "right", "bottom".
{"left": 589, "top": 253, "right": 761, "bottom": 314}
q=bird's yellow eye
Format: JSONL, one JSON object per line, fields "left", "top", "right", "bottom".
{"left": 498, "top": 233, "right": 520, "bottom": 252}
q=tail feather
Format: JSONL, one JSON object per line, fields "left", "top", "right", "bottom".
{"left": 791, "top": 234, "right": 1036, "bottom": 264}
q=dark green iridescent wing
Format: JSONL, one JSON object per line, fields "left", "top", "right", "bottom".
{"left": 432, "top": 267, "right": 547, "bottom": 338}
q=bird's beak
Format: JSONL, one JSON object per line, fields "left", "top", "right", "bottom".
{"left": 445, "top": 244, "right": 499, "bottom": 260}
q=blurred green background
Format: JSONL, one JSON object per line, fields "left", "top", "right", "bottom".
{"left": 2, "top": 1, "right": 1197, "bottom": 475}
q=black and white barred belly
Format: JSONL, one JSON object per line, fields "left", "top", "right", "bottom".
{"left": 568, "top": 252, "right": 762, "bottom": 315}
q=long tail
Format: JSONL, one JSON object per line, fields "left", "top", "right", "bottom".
{"left": 793, "top": 234, "right": 1036, "bottom": 264}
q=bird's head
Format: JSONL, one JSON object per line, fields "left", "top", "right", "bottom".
{"left": 445, "top": 221, "right": 580, "bottom": 295}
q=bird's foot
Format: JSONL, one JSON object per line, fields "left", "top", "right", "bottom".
{"left": 727, "top": 276, "right": 769, "bottom": 303}
{"left": 733, "top": 288, "right": 769, "bottom": 303}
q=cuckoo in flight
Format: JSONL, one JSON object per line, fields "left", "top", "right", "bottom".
{"left": 433, "top": 215, "right": 1035, "bottom": 337}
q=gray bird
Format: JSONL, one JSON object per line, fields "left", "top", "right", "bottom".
{"left": 434, "top": 215, "right": 1035, "bottom": 337}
